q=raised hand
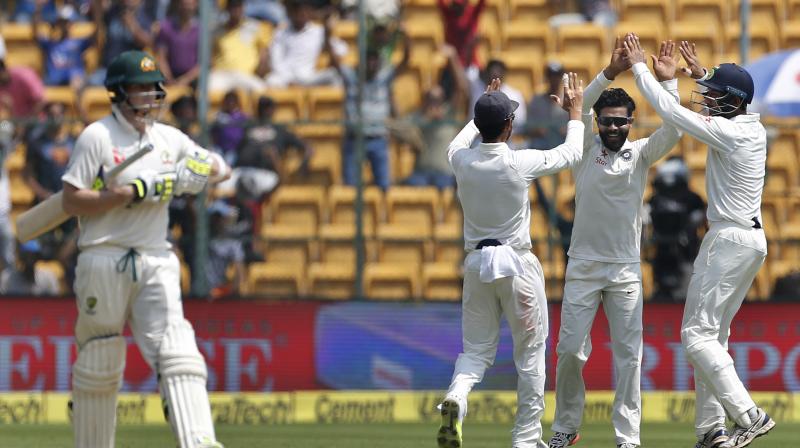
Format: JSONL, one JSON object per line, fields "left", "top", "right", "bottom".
{"left": 678, "top": 40, "right": 706, "bottom": 79}
{"left": 651, "top": 40, "right": 679, "bottom": 81}
{"left": 560, "top": 72, "right": 584, "bottom": 120}
{"left": 604, "top": 35, "right": 632, "bottom": 80}
{"left": 622, "top": 33, "right": 646, "bottom": 65}
{"left": 485, "top": 77, "right": 502, "bottom": 94}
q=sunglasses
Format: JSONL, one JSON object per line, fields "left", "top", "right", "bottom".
{"left": 596, "top": 116, "right": 632, "bottom": 127}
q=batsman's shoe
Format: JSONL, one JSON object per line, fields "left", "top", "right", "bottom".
{"left": 722, "top": 408, "right": 775, "bottom": 448}
{"left": 548, "top": 431, "right": 580, "bottom": 448}
{"left": 694, "top": 427, "right": 730, "bottom": 448}
{"left": 617, "top": 444, "right": 638, "bottom": 448}
{"left": 437, "top": 398, "right": 463, "bottom": 448}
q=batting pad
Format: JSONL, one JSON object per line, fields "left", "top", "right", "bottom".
{"left": 159, "top": 319, "right": 219, "bottom": 448}
{"left": 72, "top": 336, "right": 126, "bottom": 448}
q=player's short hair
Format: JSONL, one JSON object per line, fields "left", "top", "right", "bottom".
{"left": 475, "top": 120, "right": 507, "bottom": 141}
{"left": 593, "top": 88, "right": 636, "bottom": 117}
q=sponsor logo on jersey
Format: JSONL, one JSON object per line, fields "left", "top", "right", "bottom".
{"left": 620, "top": 149, "right": 633, "bottom": 161}
{"left": 112, "top": 147, "right": 125, "bottom": 164}
{"left": 161, "top": 149, "right": 174, "bottom": 165}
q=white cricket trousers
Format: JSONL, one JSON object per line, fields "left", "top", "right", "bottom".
{"left": 73, "top": 246, "right": 185, "bottom": 366}
{"left": 552, "top": 259, "right": 643, "bottom": 446}
{"left": 447, "top": 250, "right": 549, "bottom": 448}
{"left": 680, "top": 221, "right": 766, "bottom": 437}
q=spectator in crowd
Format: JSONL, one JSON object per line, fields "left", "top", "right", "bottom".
{"left": 437, "top": 0, "right": 485, "bottom": 69}
{"left": 326, "top": 18, "right": 410, "bottom": 191}
{"left": 0, "top": 240, "right": 60, "bottom": 296}
{"left": 647, "top": 156, "right": 705, "bottom": 301}
{"left": 170, "top": 94, "right": 199, "bottom": 138}
{"left": 243, "top": 0, "right": 287, "bottom": 24}
{"left": 88, "top": 0, "right": 157, "bottom": 85}
{"left": 0, "top": 118, "right": 14, "bottom": 272}
{"left": 265, "top": 0, "right": 346, "bottom": 88}
{"left": 237, "top": 96, "right": 313, "bottom": 184}
{"left": 205, "top": 201, "right": 246, "bottom": 298}
{"left": 210, "top": 0, "right": 270, "bottom": 92}
{"left": 526, "top": 61, "right": 570, "bottom": 149}
{"left": 467, "top": 59, "right": 526, "bottom": 137}
{"left": 0, "top": 59, "right": 46, "bottom": 121}
{"left": 156, "top": 0, "right": 200, "bottom": 88}
{"left": 550, "top": 0, "right": 617, "bottom": 28}
{"left": 398, "top": 45, "right": 468, "bottom": 190}
{"left": 340, "top": 0, "right": 399, "bottom": 23}
{"left": 13, "top": 0, "right": 62, "bottom": 22}
{"left": 23, "top": 102, "right": 75, "bottom": 202}
{"left": 211, "top": 89, "right": 250, "bottom": 166}
{"left": 32, "top": 4, "right": 96, "bottom": 87}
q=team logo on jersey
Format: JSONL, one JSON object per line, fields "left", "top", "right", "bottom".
{"left": 85, "top": 296, "right": 98, "bottom": 315}
{"left": 161, "top": 150, "right": 174, "bottom": 165}
{"left": 620, "top": 149, "right": 633, "bottom": 161}
{"left": 140, "top": 56, "right": 157, "bottom": 72}
{"left": 112, "top": 147, "right": 125, "bottom": 165}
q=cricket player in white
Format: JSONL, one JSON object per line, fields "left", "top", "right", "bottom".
{"left": 548, "top": 38, "right": 682, "bottom": 448}
{"left": 437, "top": 75, "right": 584, "bottom": 448}
{"left": 61, "top": 51, "right": 229, "bottom": 448}
{"left": 624, "top": 35, "right": 775, "bottom": 448}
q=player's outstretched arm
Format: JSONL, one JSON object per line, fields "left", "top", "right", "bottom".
{"left": 679, "top": 41, "right": 707, "bottom": 80}
{"left": 640, "top": 40, "right": 683, "bottom": 165}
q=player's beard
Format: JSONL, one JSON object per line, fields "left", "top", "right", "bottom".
{"left": 599, "top": 127, "right": 629, "bottom": 152}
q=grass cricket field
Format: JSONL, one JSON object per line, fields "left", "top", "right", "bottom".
{"left": 1, "top": 422, "right": 796, "bottom": 447}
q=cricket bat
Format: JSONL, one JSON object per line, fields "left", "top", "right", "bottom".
{"left": 15, "top": 143, "right": 155, "bottom": 243}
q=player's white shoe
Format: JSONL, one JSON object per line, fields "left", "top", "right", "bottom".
{"left": 548, "top": 431, "right": 580, "bottom": 448}
{"left": 721, "top": 408, "right": 775, "bottom": 448}
{"left": 617, "top": 444, "right": 638, "bottom": 448}
{"left": 437, "top": 397, "right": 464, "bottom": 448}
{"left": 694, "top": 426, "right": 729, "bottom": 448}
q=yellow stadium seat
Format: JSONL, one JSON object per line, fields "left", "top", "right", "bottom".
{"left": 327, "top": 185, "right": 384, "bottom": 235}
{"left": 44, "top": 86, "right": 77, "bottom": 111}
{"left": 247, "top": 262, "right": 307, "bottom": 297}
{"left": 307, "top": 86, "right": 345, "bottom": 122}
{"left": 544, "top": 52, "right": 598, "bottom": 89}
{"left": 376, "top": 223, "right": 432, "bottom": 266}
{"left": 494, "top": 51, "right": 540, "bottom": 103}
{"left": 385, "top": 186, "right": 440, "bottom": 237}
{"left": 724, "top": 22, "right": 779, "bottom": 62}
{"left": 556, "top": 24, "right": 610, "bottom": 68}
{"left": 507, "top": 0, "right": 552, "bottom": 23}
{"left": 620, "top": 0, "right": 674, "bottom": 27}
{"left": 364, "top": 262, "right": 420, "bottom": 300}
{"left": 5, "top": 145, "right": 25, "bottom": 173}
{"left": 733, "top": 0, "right": 785, "bottom": 25}
{"left": 392, "top": 66, "right": 425, "bottom": 117}
{"left": 541, "top": 259, "right": 565, "bottom": 300}
{"left": 676, "top": 0, "right": 730, "bottom": 32}
{"left": 791, "top": 0, "right": 800, "bottom": 19}
{"left": 669, "top": 21, "right": 722, "bottom": 70}
{"left": 422, "top": 262, "right": 463, "bottom": 301}
{"left": 257, "top": 88, "right": 307, "bottom": 123}
{"left": 404, "top": 19, "right": 444, "bottom": 60}
{"left": 765, "top": 139, "right": 798, "bottom": 193}
{"left": 612, "top": 21, "right": 664, "bottom": 58}
{"left": 318, "top": 223, "right": 376, "bottom": 264}
{"left": 308, "top": 262, "right": 355, "bottom": 299}
{"left": 10, "top": 172, "right": 34, "bottom": 205}
{"left": 262, "top": 185, "right": 326, "bottom": 236}
{"left": 332, "top": 20, "right": 358, "bottom": 50}
{"left": 80, "top": 87, "right": 112, "bottom": 122}
{"left": 403, "top": 0, "right": 439, "bottom": 25}
{"left": 441, "top": 187, "right": 462, "bottom": 224}
{"left": 781, "top": 20, "right": 800, "bottom": 49}
{"left": 434, "top": 222, "right": 464, "bottom": 263}
{"left": 260, "top": 225, "right": 316, "bottom": 266}
{"left": 501, "top": 21, "right": 552, "bottom": 64}
{"left": 475, "top": 15, "right": 502, "bottom": 66}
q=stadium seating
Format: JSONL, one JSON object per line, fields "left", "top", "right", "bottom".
{"left": 501, "top": 21, "right": 552, "bottom": 65}
{"left": 733, "top": 0, "right": 786, "bottom": 25}
{"left": 248, "top": 262, "right": 307, "bottom": 297}
{"left": 781, "top": 20, "right": 800, "bottom": 49}
{"left": 262, "top": 185, "right": 326, "bottom": 236}
{"left": 261, "top": 225, "right": 316, "bottom": 266}
{"left": 363, "top": 262, "right": 420, "bottom": 300}
{"left": 669, "top": 21, "right": 722, "bottom": 66}
{"left": 675, "top": 0, "right": 730, "bottom": 33}
{"left": 307, "top": 262, "right": 355, "bottom": 299}
{"left": 422, "top": 262, "right": 462, "bottom": 301}
{"left": 724, "top": 22, "right": 779, "bottom": 62}
{"left": 384, "top": 186, "right": 439, "bottom": 237}
{"left": 555, "top": 23, "right": 610, "bottom": 70}
{"left": 619, "top": 0, "right": 674, "bottom": 29}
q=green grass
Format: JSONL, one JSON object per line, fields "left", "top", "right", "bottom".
{"left": 0, "top": 422, "right": 796, "bottom": 447}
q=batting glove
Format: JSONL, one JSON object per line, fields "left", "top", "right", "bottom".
{"left": 175, "top": 148, "right": 212, "bottom": 196}
{"left": 129, "top": 170, "right": 176, "bottom": 204}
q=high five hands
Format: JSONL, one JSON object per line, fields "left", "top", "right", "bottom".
{"left": 549, "top": 72, "right": 584, "bottom": 120}
{"left": 620, "top": 34, "right": 680, "bottom": 82}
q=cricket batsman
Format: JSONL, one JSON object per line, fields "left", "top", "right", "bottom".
{"left": 61, "top": 50, "right": 230, "bottom": 448}
{"left": 548, "top": 37, "right": 682, "bottom": 448}
{"left": 625, "top": 34, "right": 775, "bottom": 448}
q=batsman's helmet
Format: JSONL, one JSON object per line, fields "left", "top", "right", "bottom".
{"left": 697, "top": 63, "right": 754, "bottom": 104}
{"left": 104, "top": 50, "right": 166, "bottom": 104}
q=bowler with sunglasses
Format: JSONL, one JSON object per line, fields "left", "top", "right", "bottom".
{"left": 548, "top": 37, "right": 682, "bottom": 448}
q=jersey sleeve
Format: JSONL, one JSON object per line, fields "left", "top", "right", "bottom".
{"left": 515, "top": 120, "right": 585, "bottom": 181}
{"left": 61, "top": 124, "right": 105, "bottom": 190}
{"left": 447, "top": 120, "right": 480, "bottom": 166}
{"left": 639, "top": 77, "right": 683, "bottom": 166}
{"left": 581, "top": 71, "right": 612, "bottom": 153}
{"left": 632, "top": 62, "right": 739, "bottom": 154}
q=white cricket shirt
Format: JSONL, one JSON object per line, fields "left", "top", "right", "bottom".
{"left": 568, "top": 71, "right": 682, "bottom": 263}
{"left": 632, "top": 62, "right": 767, "bottom": 228}
{"left": 62, "top": 107, "right": 201, "bottom": 251}
{"left": 448, "top": 119, "right": 585, "bottom": 251}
